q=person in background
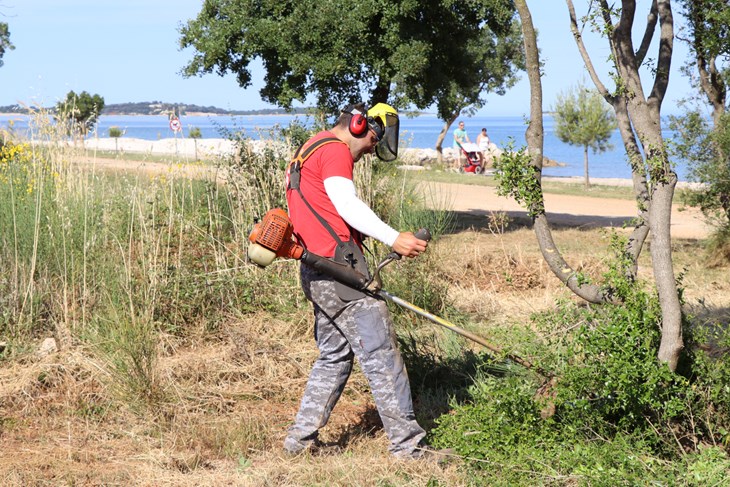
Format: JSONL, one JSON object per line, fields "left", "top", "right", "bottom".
{"left": 476, "top": 127, "right": 491, "bottom": 169}
{"left": 452, "top": 120, "right": 470, "bottom": 170}
{"left": 283, "top": 102, "right": 447, "bottom": 462}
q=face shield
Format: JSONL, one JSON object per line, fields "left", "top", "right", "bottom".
{"left": 367, "top": 103, "right": 399, "bottom": 162}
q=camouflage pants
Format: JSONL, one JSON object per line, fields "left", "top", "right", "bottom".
{"left": 284, "top": 263, "right": 426, "bottom": 457}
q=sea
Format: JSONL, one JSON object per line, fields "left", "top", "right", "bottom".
{"left": 0, "top": 112, "right": 689, "bottom": 181}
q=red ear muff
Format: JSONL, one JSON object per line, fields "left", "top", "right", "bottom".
{"left": 349, "top": 113, "right": 368, "bottom": 136}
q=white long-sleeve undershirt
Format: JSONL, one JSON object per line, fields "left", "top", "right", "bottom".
{"left": 323, "top": 176, "right": 399, "bottom": 247}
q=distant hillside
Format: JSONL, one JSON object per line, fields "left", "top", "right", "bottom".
{"left": 102, "top": 101, "right": 311, "bottom": 116}
{"left": 0, "top": 102, "right": 311, "bottom": 116}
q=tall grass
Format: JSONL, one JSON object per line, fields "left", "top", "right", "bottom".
{"left": 0, "top": 112, "right": 283, "bottom": 406}
{"left": 1, "top": 112, "right": 449, "bottom": 412}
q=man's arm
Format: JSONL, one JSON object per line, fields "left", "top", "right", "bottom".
{"left": 324, "top": 176, "right": 427, "bottom": 257}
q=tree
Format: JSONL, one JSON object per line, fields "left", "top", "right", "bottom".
{"left": 188, "top": 126, "right": 202, "bottom": 160}
{"left": 507, "top": 0, "right": 683, "bottom": 370}
{"left": 676, "top": 0, "right": 730, "bottom": 126}
{"left": 669, "top": 0, "right": 730, "bottom": 256}
{"left": 0, "top": 22, "right": 13, "bottom": 68}
{"left": 552, "top": 83, "right": 617, "bottom": 188}
{"left": 55, "top": 91, "right": 105, "bottom": 138}
{"left": 178, "top": 0, "right": 524, "bottom": 159}
{"left": 670, "top": 110, "right": 730, "bottom": 247}
{"left": 108, "top": 126, "right": 123, "bottom": 154}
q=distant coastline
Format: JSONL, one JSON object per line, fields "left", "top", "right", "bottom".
{"left": 0, "top": 101, "right": 313, "bottom": 117}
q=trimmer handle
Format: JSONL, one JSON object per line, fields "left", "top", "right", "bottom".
{"left": 415, "top": 227, "right": 432, "bottom": 242}
{"left": 387, "top": 228, "right": 432, "bottom": 261}
{"left": 367, "top": 228, "right": 432, "bottom": 292}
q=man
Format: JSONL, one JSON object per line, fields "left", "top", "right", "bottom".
{"left": 283, "top": 103, "right": 432, "bottom": 460}
{"left": 452, "top": 120, "right": 470, "bottom": 170}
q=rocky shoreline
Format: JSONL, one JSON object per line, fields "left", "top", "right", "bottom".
{"left": 77, "top": 137, "right": 701, "bottom": 190}
{"left": 81, "top": 136, "right": 566, "bottom": 167}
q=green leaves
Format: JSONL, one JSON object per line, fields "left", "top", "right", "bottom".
{"left": 54, "top": 90, "right": 105, "bottom": 137}
{"left": 553, "top": 83, "right": 617, "bottom": 153}
{"left": 493, "top": 142, "right": 545, "bottom": 218}
{"left": 669, "top": 108, "right": 730, "bottom": 255}
{"left": 179, "top": 0, "right": 524, "bottom": 118}
{"left": 0, "top": 22, "right": 14, "bottom": 68}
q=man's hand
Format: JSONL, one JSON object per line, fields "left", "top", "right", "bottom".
{"left": 392, "top": 232, "right": 428, "bottom": 258}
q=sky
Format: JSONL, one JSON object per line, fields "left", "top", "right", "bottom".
{"left": 0, "top": 1, "right": 693, "bottom": 117}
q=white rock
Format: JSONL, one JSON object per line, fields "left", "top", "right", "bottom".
{"left": 38, "top": 337, "right": 58, "bottom": 357}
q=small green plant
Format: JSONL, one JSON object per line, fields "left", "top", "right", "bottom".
{"left": 188, "top": 126, "right": 202, "bottom": 160}
{"left": 108, "top": 126, "right": 123, "bottom": 154}
{"left": 494, "top": 141, "right": 545, "bottom": 217}
{"left": 279, "top": 118, "right": 315, "bottom": 147}
{"left": 93, "top": 314, "right": 166, "bottom": 411}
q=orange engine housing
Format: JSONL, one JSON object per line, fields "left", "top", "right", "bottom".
{"left": 248, "top": 208, "right": 304, "bottom": 260}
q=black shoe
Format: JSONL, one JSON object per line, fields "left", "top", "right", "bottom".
{"left": 310, "top": 439, "right": 343, "bottom": 456}
{"left": 409, "top": 446, "right": 457, "bottom": 465}
{"left": 283, "top": 437, "right": 342, "bottom": 457}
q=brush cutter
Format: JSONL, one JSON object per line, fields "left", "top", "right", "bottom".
{"left": 248, "top": 208, "right": 550, "bottom": 378}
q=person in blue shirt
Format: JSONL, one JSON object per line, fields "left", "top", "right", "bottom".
{"left": 452, "top": 121, "right": 470, "bottom": 169}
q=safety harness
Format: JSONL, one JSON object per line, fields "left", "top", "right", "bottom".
{"left": 287, "top": 136, "right": 370, "bottom": 301}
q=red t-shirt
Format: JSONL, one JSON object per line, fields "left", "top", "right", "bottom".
{"left": 286, "top": 131, "right": 359, "bottom": 257}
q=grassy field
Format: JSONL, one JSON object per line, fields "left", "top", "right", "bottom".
{"left": 0, "top": 132, "right": 728, "bottom": 485}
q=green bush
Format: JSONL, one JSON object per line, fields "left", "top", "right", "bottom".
{"left": 428, "top": 232, "right": 730, "bottom": 483}
{"left": 684, "top": 321, "right": 730, "bottom": 449}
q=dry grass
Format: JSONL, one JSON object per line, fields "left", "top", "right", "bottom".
{"left": 1, "top": 213, "right": 728, "bottom": 485}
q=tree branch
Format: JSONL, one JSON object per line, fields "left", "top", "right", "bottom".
{"left": 514, "top": 0, "right": 608, "bottom": 303}
{"left": 649, "top": 0, "right": 673, "bottom": 106}
{"left": 635, "top": 0, "right": 658, "bottom": 65}
{"left": 566, "top": 0, "right": 614, "bottom": 103}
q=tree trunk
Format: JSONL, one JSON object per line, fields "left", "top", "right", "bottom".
{"left": 567, "top": 0, "right": 651, "bottom": 275}
{"left": 435, "top": 112, "right": 460, "bottom": 166}
{"left": 583, "top": 145, "right": 590, "bottom": 188}
{"left": 611, "top": 0, "right": 683, "bottom": 370}
{"left": 651, "top": 176, "right": 683, "bottom": 369}
{"left": 514, "top": 0, "right": 608, "bottom": 304}
{"left": 565, "top": 0, "right": 683, "bottom": 369}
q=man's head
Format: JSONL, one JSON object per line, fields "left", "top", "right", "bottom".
{"left": 337, "top": 103, "right": 399, "bottom": 162}
{"left": 458, "top": 121, "right": 465, "bottom": 129}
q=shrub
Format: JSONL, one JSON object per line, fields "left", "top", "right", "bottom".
{"left": 429, "top": 231, "right": 730, "bottom": 483}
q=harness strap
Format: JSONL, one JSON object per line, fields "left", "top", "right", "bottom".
{"left": 287, "top": 136, "right": 344, "bottom": 191}
{"left": 287, "top": 136, "right": 355, "bottom": 247}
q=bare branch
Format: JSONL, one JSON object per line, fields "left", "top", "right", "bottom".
{"left": 565, "top": 0, "right": 614, "bottom": 103}
{"left": 635, "top": 0, "right": 658, "bottom": 65}
{"left": 649, "top": 0, "right": 673, "bottom": 106}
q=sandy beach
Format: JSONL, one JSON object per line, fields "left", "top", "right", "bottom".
{"left": 83, "top": 136, "right": 237, "bottom": 158}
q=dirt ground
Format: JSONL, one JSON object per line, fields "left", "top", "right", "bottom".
{"left": 425, "top": 179, "right": 709, "bottom": 240}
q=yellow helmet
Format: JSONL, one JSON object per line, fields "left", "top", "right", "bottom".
{"left": 367, "top": 103, "right": 399, "bottom": 162}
